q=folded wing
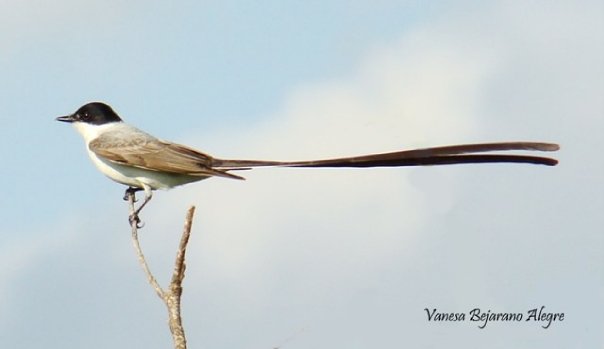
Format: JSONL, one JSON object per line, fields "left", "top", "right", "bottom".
{"left": 89, "top": 132, "right": 243, "bottom": 180}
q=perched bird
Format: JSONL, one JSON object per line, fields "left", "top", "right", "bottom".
{"left": 57, "top": 102, "right": 559, "bottom": 225}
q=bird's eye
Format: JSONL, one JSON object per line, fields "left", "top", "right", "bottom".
{"left": 80, "top": 112, "right": 89, "bottom": 121}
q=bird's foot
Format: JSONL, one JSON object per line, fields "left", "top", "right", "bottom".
{"left": 129, "top": 213, "right": 145, "bottom": 229}
{"left": 123, "top": 187, "right": 140, "bottom": 202}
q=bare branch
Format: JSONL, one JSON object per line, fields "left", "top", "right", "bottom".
{"left": 127, "top": 191, "right": 165, "bottom": 299}
{"left": 171, "top": 207, "right": 195, "bottom": 287}
{"left": 126, "top": 190, "right": 195, "bottom": 349}
{"left": 166, "top": 206, "right": 195, "bottom": 349}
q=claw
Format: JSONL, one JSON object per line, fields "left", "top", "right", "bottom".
{"left": 125, "top": 185, "right": 152, "bottom": 228}
{"left": 129, "top": 213, "right": 144, "bottom": 228}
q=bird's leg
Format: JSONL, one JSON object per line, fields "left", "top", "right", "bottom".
{"left": 128, "top": 185, "right": 153, "bottom": 228}
{"left": 124, "top": 187, "right": 143, "bottom": 228}
{"left": 134, "top": 190, "right": 153, "bottom": 217}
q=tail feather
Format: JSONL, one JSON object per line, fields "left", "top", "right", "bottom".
{"left": 214, "top": 142, "right": 559, "bottom": 170}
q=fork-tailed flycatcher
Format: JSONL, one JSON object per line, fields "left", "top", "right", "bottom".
{"left": 57, "top": 102, "right": 559, "bottom": 225}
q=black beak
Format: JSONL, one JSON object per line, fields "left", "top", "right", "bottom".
{"left": 56, "top": 114, "right": 76, "bottom": 123}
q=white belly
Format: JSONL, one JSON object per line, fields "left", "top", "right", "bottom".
{"left": 86, "top": 149, "right": 208, "bottom": 190}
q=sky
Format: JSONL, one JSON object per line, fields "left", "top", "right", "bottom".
{"left": 0, "top": 0, "right": 602, "bottom": 348}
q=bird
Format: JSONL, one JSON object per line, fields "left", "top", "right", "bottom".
{"left": 57, "top": 102, "right": 559, "bottom": 226}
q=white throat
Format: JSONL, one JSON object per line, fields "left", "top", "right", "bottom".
{"left": 72, "top": 121, "right": 122, "bottom": 144}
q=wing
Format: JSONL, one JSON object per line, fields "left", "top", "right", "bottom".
{"left": 89, "top": 131, "right": 243, "bottom": 180}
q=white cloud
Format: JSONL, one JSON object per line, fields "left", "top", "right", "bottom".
{"left": 153, "top": 2, "right": 600, "bottom": 347}
{"left": 162, "top": 18, "right": 505, "bottom": 288}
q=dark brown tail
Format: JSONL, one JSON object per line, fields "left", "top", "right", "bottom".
{"left": 212, "top": 142, "right": 559, "bottom": 170}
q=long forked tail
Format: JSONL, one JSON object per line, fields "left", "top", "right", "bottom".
{"left": 212, "top": 142, "right": 559, "bottom": 170}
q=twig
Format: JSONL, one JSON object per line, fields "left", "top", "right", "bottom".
{"left": 166, "top": 206, "right": 195, "bottom": 349}
{"left": 126, "top": 191, "right": 195, "bottom": 349}
{"left": 127, "top": 193, "right": 164, "bottom": 299}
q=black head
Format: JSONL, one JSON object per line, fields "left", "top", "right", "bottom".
{"left": 57, "top": 102, "right": 123, "bottom": 125}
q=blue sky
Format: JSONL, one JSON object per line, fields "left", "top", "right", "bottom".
{"left": 0, "top": 1, "right": 602, "bottom": 348}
